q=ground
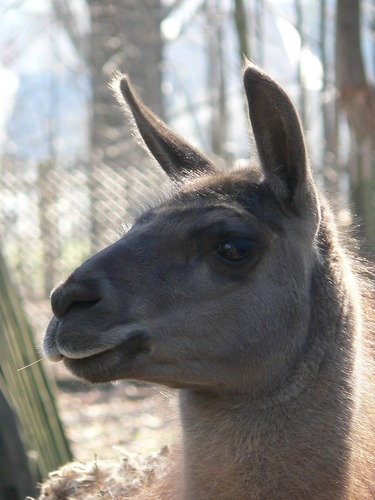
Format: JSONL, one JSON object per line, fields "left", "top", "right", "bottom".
{"left": 55, "top": 373, "right": 179, "bottom": 463}
{"left": 36, "top": 374, "right": 177, "bottom": 499}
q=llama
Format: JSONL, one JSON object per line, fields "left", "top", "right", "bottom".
{"left": 43, "top": 62, "right": 374, "bottom": 499}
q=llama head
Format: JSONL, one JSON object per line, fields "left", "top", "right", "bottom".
{"left": 44, "top": 63, "right": 322, "bottom": 397}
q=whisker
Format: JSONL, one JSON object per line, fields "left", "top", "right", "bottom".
{"left": 17, "top": 357, "right": 45, "bottom": 372}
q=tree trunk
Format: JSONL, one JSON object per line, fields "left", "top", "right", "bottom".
{"left": 87, "top": 0, "right": 164, "bottom": 251}
{"left": 206, "top": 0, "right": 227, "bottom": 157}
{"left": 295, "top": 0, "right": 307, "bottom": 129}
{"left": 233, "top": 0, "right": 251, "bottom": 60}
{"left": 335, "top": 0, "right": 375, "bottom": 252}
{"left": 320, "top": 0, "right": 339, "bottom": 195}
{"left": 37, "top": 160, "right": 59, "bottom": 296}
{"left": 254, "top": 0, "right": 264, "bottom": 65}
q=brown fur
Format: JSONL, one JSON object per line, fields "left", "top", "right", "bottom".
{"left": 43, "top": 62, "right": 374, "bottom": 499}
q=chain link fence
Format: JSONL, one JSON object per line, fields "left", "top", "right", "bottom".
{"left": 0, "top": 152, "right": 168, "bottom": 335}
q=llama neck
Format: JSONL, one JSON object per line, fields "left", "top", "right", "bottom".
{"left": 178, "top": 250, "right": 360, "bottom": 499}
{"left": 179, "top": 362, "right": 353, "bottom": 499}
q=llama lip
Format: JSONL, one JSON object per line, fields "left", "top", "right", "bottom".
{"left": 65, "top": 330, "right": 150, "bottom": 361}
{"left": 43, "top": 315, "right": 116, "bottom": 362}
{"left": 43, "top": 316, "right": 64, "bottom": 362}
{"left": 61, "top": 332, "right": 150, "bottom": 384}
{"left": 44, "top": 317, "right": 150, "bottom": 366}
{"left": 62, "top": 328, "right": 149, "bottom": 360}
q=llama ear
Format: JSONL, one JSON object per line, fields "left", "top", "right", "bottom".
{"left": 114, "top": 75, "right": 217, "bottom": 180}
{"left": 243, "top": 63, "right": 314, "bottom": 207}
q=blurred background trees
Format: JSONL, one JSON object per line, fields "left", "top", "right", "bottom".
{"left": 336, "top": 0, "right": 375, "bottom": 250}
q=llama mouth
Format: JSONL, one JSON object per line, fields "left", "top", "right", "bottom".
{"left": 43, "top": 317, "right": 64, "bottom": 362}
{"left": 44, "top": 316, "right": 150, "bottom": 366}
{"left": 62, "top": 332, "right": 150, "bottom": 383}
{"left": 44, "top": 315, "right": 151, "bottom": 384}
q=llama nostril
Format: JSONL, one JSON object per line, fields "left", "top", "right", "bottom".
{"left": 51, "top": 281, "right": 102, "bottom": 320}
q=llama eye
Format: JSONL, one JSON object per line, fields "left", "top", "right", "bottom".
{"left": 216, "top": 238, "right": 259, "bottom": 262}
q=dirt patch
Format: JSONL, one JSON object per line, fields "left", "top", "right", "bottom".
{"left": 56, "top": 378, "right": 179, "bottom": 462}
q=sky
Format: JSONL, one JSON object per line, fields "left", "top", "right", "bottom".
{"left": 0, "top": 0, "right": 373, "bottom": 160}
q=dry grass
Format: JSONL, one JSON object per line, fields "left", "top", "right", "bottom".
{"left": 37, "top": 446, "right": 170, "bottom": 499}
